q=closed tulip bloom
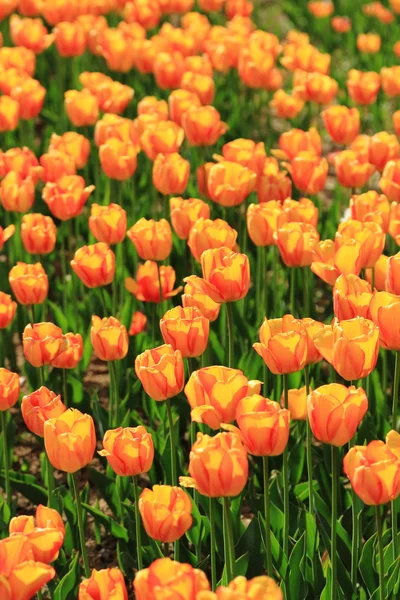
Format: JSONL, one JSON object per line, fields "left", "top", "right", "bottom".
{"left": 79, "top": 568, "right": 128, "bottom": 600}
{"left": 0, "top": 369, "right": 20, "bottom": 411}
{"left": 352, "top": 132, "right": 400, "bottom": 173}
{"left": 333, "top": 274, "right": 372, "bottom": 320}
{"left": 98, "top": 426, "right": 154, "bottom": 477}
{"left": 21, "top": 214, "right": 56, "bottom": 255}
{"left": 313, "top": 317, "right": 379, "bottom": 381}
{"left": 308, "top": 383, "right": 368, "bottom": 446}
{"left": 42, "top": 175, "right": 93, "bottom": 221}
{"left": 11, "top": 78, "right": 46, "bottom": 120}
{"left": 180, "top": 71, "right": 215, "bottom": 105}
{"left": 138, "top": 485, "right": 192, "bottom": 543}
{"left": 322, "top": 106, "right": 360, "bottom": 145}
{"left": 182, "top": 277, "right": 221, "bottom": 322}
{"left": 99, "top": 139, "right": 137, "bottom": 181}
{"left": 9, "top": 262, "right": 48, "bottom": 306}
{"left": 335, "top": 220, "right": 385, "bottom": 269}
{"left": 160, "top": 306, "right": 209, "bottom": 358}
{"left": 0, "top": 225, "right": 15, "bottom": 251}
{"left": 1, "top": 147, "right": 42, "bottom": 182}
{"left": 334, "top": 150, "right": 375, "bottom": 189}
{"left": 52, "top": 332, "right": 83, "bottom": 369}
{"left": 276, "top": 128, "right": 322, "bottom": 161}
{"left": 285, "top": 152, "right": 328, "bottom": 195}
{"left": 188, "top": 218, "right": 237, "bottom": 262}
{"left": 0, "top": 172, "right": 35, "bottom": 212}
{"left": 134, "top": 558, "right": 210, "bottom": 600}
{"left": 95, "top": 114, "right": 139, "bottom": 151}
{"left": 65, "top": 89, "right": 99, "bottom": 127}
{"left": 89, "top": 204, "right": 127, "bottom": 245}
{"left": 197, "top": 575, "right": 283, "bottom": 600}
{"left": 343, "top": 437, "right": 400, "bottom": 505}
{"left": 185, "top": 366, "right": 251, "bottom": 429}
{"left": 98, "top": 29, "right": 135, "bottom": 73}
{"left": 48, "top": 132, "right": 91, "bottom": 170}
{"left": 275, "top": 222, "right": 320, "bottom": 267}
{"left": 270, "top": 89, "right": 305, "bottom": 119}
{"left": 0, "top": 96, "right": 19, "bottom": 132}
{"left": 256, "top": 161, "right": 292, "bottom": 203}
{"left": 152, "top": 152, "right": 190, "bottom": 195}
{"left": 40, "top": 151, "right": 76, "bottom": 184}
{"left": 125, "top": 261, "right": 181, "bottom": 303}
{"left": 380, "top": 160, "right": 400, "bottom": 202}
{"left": 281, "top": 386, "right": 308, "bottom": 421}
{"left": 206, "top": 160, "right": 257, "bottom": 208}
{"left": 71, "top": 243, "right": 115, "bottom": 289}
{"left": 282, "top": 197, "right": 319, "bottom": 227}
{"left": 127, "top": 218, "right": 172, "bottom": 262}
{"left": 381, "top": 66, "right": 400, "bottom": 97}
{"left": 153, "top": 51, "right": 185, "bottom": 89}
{"left": 91, "top": 316, "right": 128, "bottom": 362}
{"left": 168, "top": 89, "right": 201, "bottom": 126}
{"left": 141, "top": 121, "right": 184, "bottom": 161}
{"left": 331, "top": 16, "right": 351, "bottom": 33}
{"left": 347, "top": 70, "right": 381, "bottom": 105}
{"left": 247, "top": 201, "right": 286, "bottom": 247}
{"left": 44, "top": 409, "right": 96, "bottom": 473}
{"left": 21, "top": 387, "right": 66, "bottom": 437}
{"left": 182, "top": 105, "right": 228, "bottom": 146}
{"left": 220, "top": 139, "right": 266, "bottom": 177}
{"left": 293, "top": 71, "right": 338, "bottom": 105}
{"left": 194, "top": 246, "right": 250, "bottom": 303}
{"left": 54, "top": 21, "right": 86, "bottom": 57}
{"left": 22, "top": 322, "right": 64, "bottom": 368}
{"left": 365, "top": 254, "right": 389, "bottom": 291}
{"left": 137, "top": 96, "right": 168, "bottom": 119}
{"left": 308, "top": 0, "right": 333, "bottom": 16}
{"left": 311, "top": 238, "right": 363, "bottom": 285}
{"left": 0, "top": 46, "right": 36, "bottom": 76}
{"left": 370, "top": 291, "right": 400, "bottom": 350}
{"left": 357, "top": 33, "right": 381, "bottom": 54}
{"left": 253, "top": 316, "right": 308, "bottom": 375}
{"left": 129, "top": 311, "right": 147, "bottom": 336}
{"left": 9, "top": 506, "right": 65, "bottom": 563}
{"left": 387, "top": 252, "right": 400, "bottom": 295}
{"left": 135, "top": 344, "right": 184, "bottom": 401}
{"left": 10, "top": 15, "right": 53, "bottom": 54}
{"left": 282, "top": 315, "right": 323, "bottom": 365}
{"left": 92, "top": 81, "right": 134, "bottom": 116}
{"left": 0, "top": 292, "right": 16, "bottom": 329}
{"left": 350, "top": 191, "right": 390, "bottom": 232}
{"left": 170, "top": 197, "right": 210, "bottom": 240}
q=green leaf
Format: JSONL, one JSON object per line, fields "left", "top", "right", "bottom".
{"left": 87, "top": 467, "right": 120, "bottom": 516}
{"left": 82, "top": 503, "right": 129, "bottom": 542}
{"left": 208, "top": 330, "right": 224, "bottom": 363}
{"left": 0, "top": 471, "right": 47, "bottom": 505}
{"left": 305, "top": 512, "right": 318, "bottom": 561}
{"left": 186, "top": 497, "right": 202, "bottom": 548}
{"left": 259, "top": 514, "right": 288, "bottom": 579}
{"left": 53, "top": 552, "right": 80, "bottom": 600}
{"left": 47, "top": 300, "right": 69, "bottom": 331}
{"left": 289, "top": 533, "right": 307, "bottom": 600}
{"left": 359, "top": 533, "right": 379, "bottom": 596}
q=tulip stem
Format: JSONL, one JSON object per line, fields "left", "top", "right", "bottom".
{"left": 282, "top": 374, "right": 290, "bottom": 563}
{"left": 209, "top": 497, "right": 217, "bottom": 590}
{"left": 289, "top": 267, "right": 296, "bottom": 317}
{"left": 157, "top": 262, "right": 164, "bottom": 317}
{"left": 305, "top": 366, "right": 314, "bottom": 514}
{"left": 46, "top": 456, "right": 56, "bottom": 510}
{"left": 39, "top": 366, "right": 45, "bottom": 387}
{"left": 262, "top": 456, "right": 273, "bottom": 577}
{"left": 223, "top": 497, "right": 235, "bottom": 583}
{"left": 72, "top": 472, "right": 90, "bottom": 578}
{"left": 393, "top": 351, "right": 400, "bottom": 561}
{"left": 133, "top": 476, "right": 143, "bottom": 571}
{"left": 108, "top": 361, "right": 119, "bottom": 428}
{"left": 331, "top": 445, "right": 338, "bottom": 600}
{"left": 376, "top": 505, "right": 385, "bottom": 600}
{"left": 226, "top": 302, "right": 234, "bottom": 368}
{"left": 272, "top": 245, "right": 278, "bottom": 318}
{"left": 303, "top": 266, "right": 310, "bottom": 318}
{"left": 1, "top": 411, "right": 11, "bottom": 508}
{"left": 62, "top": 369, "right": 68, "bottom": 408}
{"left": 166, "top": 397, "right": 180, "bottom": 561}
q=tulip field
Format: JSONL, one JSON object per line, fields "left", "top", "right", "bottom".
{"left": 3, "top": 0, "right": 400, "bottom": 598}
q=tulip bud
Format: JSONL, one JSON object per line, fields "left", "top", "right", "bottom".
{"left": 23, "top": 322, "right": 65, "bottom": 368}
{"left": 21, "top": 386, "right": 67, "bottom": 437}
{"left": 98, "top": 426, "right": 154, "bottom": 477}
{"left": 51, "top": 332, "right": 83, "bottom": 369}
{"left": 79, "top": 568, "right": 128, "bottom": 600}
{"left": 0, "top": 291, "right": 17, "bottom": 329}
{"left": 71, "top": 243, "right": 115, "bottom": 289}
{"left": 91, "top": 316, "right": 129, "bottom": 362}
{"left": 127, "top": 218, "right": 172, "bottom": 261}
{"left": 21, "top": 213, "right": 57, "bottom": 255}
{"left": 135, "top": 344, "right": 185, "bottom": 401}
{"left": 139, "top": 485, "right": 192, "bottom": 543}
{"left": 0, "top": 368, "right": 20, "bottom": 411}
{"left": 9, "top": 262, "right": 48, "bottom": 306}
{"left": 134, "top": 558, "right": 210, "bottom": 600}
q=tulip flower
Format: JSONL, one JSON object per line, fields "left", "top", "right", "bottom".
{"left": 160, "top": 306, "right": 209, "bottom": 358}
{"left": 0, "top": 225, "right": 15, "bottom": 251}
{"left": 194, "top": 246, "right": 250, "bottom": 304}
{"left": 270, "top": 89, "right": 305, "bottom": 119}
{"left": 281, "top": 43, "right": 330, "bottom": 74}
{"left": 137, "top": 96, "right": 168, "bottom": 119}
{"left": 352, "top": 132, "right": 400, "bottom": 173}
{"left": 219, "top": 138, "right": 266, "bottom": 176}
{"left": 153, "top": 51, "right": 185, "bottom": 89}
{"left": 169, "top": 197, "right": 210, "bottom": 240}
{"left": 311, "top": 239, "right": 363, "bottom": 285}
{"left": 196, "top": 575, "right": 283, "bottom": 600}
{"left": 135, "top": 344, "right": 184, "bottom": 402}
{"left": 182, "top": 105, "right": 228, "bottom": 146}
{"left": 152, "top": 152, "right": 190, "bottom": 195}
{"left": 0, "top": 96, "right": 19, "bottom": 132}
{"left": 129, "top": 312, "right": 147, "bottom": 336}
{"left": 0, "top": 292, "right": 17, "bottom": 329}
{"left": 0, "top": 368, "right": 20, "bottom": 411}
{"left": 389, "top": 202, "right": 400, "bottom": 244}
{"left": 21, "top": 214, "right": 56, "bottom": 255}
{"left": 182, "top": 277, "right": 221, "bottom": 322}
{"left": 322, "top": 106, "right": 360, "bottom": 145}
{"left": 9, "top": 263, "right": 48, "bottom": 306}
{"left": 79, "top": 568, "right": 128, "bottom": 600}
{"left": 9, "top": 505, "right": 65, "bottom": 564}
{"left": 365, "top": 254, "right": 389, "bottom": 291}
{"left": 253, "top": 316, "right": 308, "bottom": 375}
{"left": 134, "top": 558, "right": 210, "bottom": 600}
{"left": 331, "top": 16, "right": 351, "bottom": 33}
{"left": 94, "top": 114, "right": 139, "bottom": 150}
{"left": 99, "top": 139, "right": 137, "bottom": 181}
{"left": 188, "top": 218, "right": 237, "bottom": 262}
{"left": 335, "top": 220, "right": 385, "bottom": 270}
{"left": 380, "top": 159, "right": 400, "bottom": 202}
{"left": 48, "top": 132, "right": 91, "bottom": 170}
{"left": 70, "top": 243, "right": 115, "bottom": 289}
{"left": 11, "top": 77, "right": 46, "bottom": 120}
{"left": 205, "top": 161, "right": 257, "bottom": 208}
{"left": 89, "top": 204, "right": 127, "bottom": 245}
{"left": 22, "top": 322, "right": 65, "bottom": 368}
{"left": 282, "top": 197, "right": 319, "bottom": 227}
{"left": 256, "top": 160, "right": 292, "bottom": 203}
{"left": 65, "top": 89, "right": 99, "bottom": 127}
{"left": 99, "top": 426, "right": 154, "bottom": 477}
{"left": 381, "top": 66, "right": 400, "bottom": 97}
{"left": 21, "top": 387, "right": 67, "bottom": 437}
{"left": 125, "top": 261, "right": 181, "bottom": 303}
{"left": 275, "top": 222, "right": 320, "bottom": 267}
{"left": 91, "top": 316, "right": 128, "bottom": 362}
{"left": 51, "top": 332, "right": 83, "bottom": 372}
{"left": 333, "top": 274, "right": 373, "bottom": 320}
{"left": 357, "top": 33, "right": 381, "bottom": 54}
{"left": 293, "top": 71, "right": 338, "bottom": 105}
{"left": 247, "top": 201, "right": 286, "bottom": 247}
{"left": 369, "top": 291, "right": 400, "bottom": 351}
{"left": 54, "top": 21, "right": 86, "bottom": 57}
{"left": 349, "top": 191, "right": 390, "bottom": 232}
{"left": 284, "top": 152, "right": 328, "bottom": 195}
{"left": 40, "top": 151, "right": 76, "bottom": 183}
{"left": 0, "top": 146, "right": 42, "bottom": 182}
{"left": 168, "top": 89, "right": 201, "bottom": 126}
{"left": 42, "top": 175, "right": 94, "bottom": 220}
{"left": 0, "top": 171, "right": 35, "bottom": 212}
{"left": 347, "top": 69, "right": 381, "bottom": 105}
{"left": 10, "top": 14, "right": 54, "bottom": 54}
{"left": 127, "top": 218, "right": 172, "bottom": 261}
{"left": 139, "top": 485, "right": 192, "bottom": 543}
{"left": 275, "top": 128, "right": 322, "bottom": 162}
{"left": 281, "top": 386, "right": 308, "bottom": 421}
{"left": 141, "top": 120, "right": 185, "bottom": 161}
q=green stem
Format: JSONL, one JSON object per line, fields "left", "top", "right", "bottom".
{"left": 39, "top": 366, "right": 44, "bottom": 387}
{"left": 109, "top": 361, "right": 119, "bottom": 428}
{"left": 223, "top": 497, "right": 235, "bottom": 583}
{"left": 272, "top": 245, "right": 278, "bottom": 317}
{"left": 393, "top": 351, "right": 400, "bottom": 562}
{"left": 209, "top": 497, "right": 217, "bottom": 590}
{"left": 157, "top": 262, "right": 164, "bottom": 317}
{"left": 72, "top": 472, "right": 90, "bottom": 577}
{"left": 262, "top": 456, "right": 273, "bottom": 577}
{"left": 46, "top": 455, "right": 56, "bottom": 509}
{"left": 305, "top": 366, "right": 314, "bottom": 514}
{"left": 62, "top": 369, "right": 68, "bottom": 408}
{"left": 1, "top": 411, "right": 11, "bottom": 508}
{"left": 331, "top": 445, "right": 338, "bottom": 600}
{"left": 61, "top": 232, "right": 68, "bottom": 315}
{"left": 108, "top": 361, "right": 115, "bottom": 430}
{"left": 283, "top": 374, "right": 290, "bottom": 562}
{"left": 303, "top": 266, "right": 310, "bottom": 318}
{"left": 290, "top": 267, "right": 296, "bottom": 316}
{"left": 226, "top": 302, "right": 234, "bottom": 368}
{"left": 166, "top": 398, "right": 177, "bottom": 486}
{"left": 133, "top": 476, "right": 143, "bottom": 571}
{"left": 376, "top": 505, "right": 385, "bottom": 600}
{"left": 187, "top": 359, "right": 202, "bottom": 565}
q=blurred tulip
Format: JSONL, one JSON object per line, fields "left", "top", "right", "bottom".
{"left": 0, "top": 146, "right": 42, "bottom": 182}
{"left": 0, "top": 369, "right": 20, "bottom": 411}
{"left": 0, "top": 46, "right": 36, "bottom": 76}
{"left": 347, "top": 70, "right": 381, "bottom": 105}
{"left": 141, "top": 121, "right": 184, "bottom": 161}
{"left": 0, "top": 96, "right": 19, "bottom": 132}
{"left": 182, "top": 105, "right": 228, "bottom": 146}
{"left": 350, "top": 191, "right": 390, "bottom": 232}
{"left": 0, "top": 225, "right": 15, "bottom": 250}
{"left": 65, "top": 89, "right": 99, "bottom": 127}
{"left": 357, "top": 33, "right": 381, "bottom": 53}
{"left": 365, "top": 254, "right": 389, "bottom": 291}
{"left": 48, "top": 132, "right": 91, "bottom": 170}
{"left": 160, "top": 306, "right": 209, "bottom": 358}
{"left": 95, "top": 114, "right": 138, "bottom": 149}
{"left": 9, "top": 15, "right": 53, "bottom": 54}
{"left": 293, "top": 71, "right": 338, "bottom": 105}
{"left": 219, "top": 139, "right": 266, "bottom": 177}
{"left": 247, "top": 201, "right": 286, "bottom": 247}
{"left": 331, "top": 16, "right": 351, "bottom": 33}
{"left": 334, "top": 150, "right": 375, "bottom": 189}
{"left": 0, "top": 172, "right": 35, "bottom": 212}
{"left": 282, "top": 315, "right": 323, "bottom": 365}
{"left": 135, "top": 344, "right": 184, "bottom": 401}
{"left": 21, "top": 387, "right": 66, "bottom": 437}
{"left": 394, "top": 111, "right": 400, "bottom": 136}
{"left": 9, "top": 262, "right": 48, "bottom": 306}
{"left": 335, "top": 220, "right": 385, "bottom": 269}
{"left": 380, "top": 160, "right": 400, "bottom": 202}
{"left": 275, "top": 222, "right": 320, "bottom": 267}
{"left": 152, "top": 152, "right": 190, "bottom": 195}
{"left": 21, "top": 214, "right": 56, "bottom": 255}
{"left": 9, "top": 505, "right": 65, "bottom": 563}
{"left": 22, "top": 322, "right": 64, "bottom": 368}
{"left": 91, "top": 316, "right": 128, "bottom": 362}
{"left": 197, "top": 575, "right": 283, "bottom": 600}
{"left": 188, "top": 218, "right": 237, "bottom": 262}
{"left": 40, "top": 150, "right": 76, "bottom": 184}
{"left": 308, "top": 1, "right": 333, "bottom": 17}
{"left": 282, "top": 197, "right": 318, "bottom": 227}
{"left": 125, "top": 261, "right": 181, "bottom": 303}
{"left": 139, "top": 485, "right": 192, "bottom": 543}
{"left": 51, "top": 332, "right": 83, "bottom": 369}
{"left": 94, "top": 80, "right": 134, "bottom": 115}
{"left": 43, "top": 175, "right": 94, "bottom": 220}
{"left": 79, "top": 568, "right": 128, "bottom": 600}
{"left": 70, "top": 243, "right": 115, "bottom": 288}
{"left": 127, "top": 218, "right": 172, "bottom": 261}
{"left": 98, "top": 28, "right": 135, "bottom": 73}
{"left": 205, "top": 161, "right": 257, "bottom": 208}
{"left": 180, "top": 71, "right": 215, "bottom": 105}
{"left": 276, "top": 127, "right": 322, "bottom": 161}
{"left": 311, "top": 239, "right": 363, "bottom": 284}
{"left": 0, "top": 292, "right": 17, "bottom": 329}
{"left": 99, "top": 139, "right": 137, "bottom": 181}
{"left": 281, "top": 386, "right": 308, "bottom": 421}
{"left": 170, "top": 197, "right": 210, "bottom": 240}
{"left": 313, "top": 317, "right": 380, "bottom": 380}
{"left": 137, "top": 96, "right": 168, "bottom": 119}
{"left": 333, "top": 274, "right": 373, "bottom": 320}
{"left": 168, "top": 89, "right": 201, "bottom": 126}
{"left": 285, "top": 152, "right": 328, "bottom": 195}
{"left": 89, "top": 204, "right": 127, "bottom": 245}
{"left": 129, "top": 312, "right": 147, "bottom": 337}
{"left": 153, "top": 51, "right": 185, "bottom": 89}
{"left": 308, "top": 383, "right": 368, "bottom": 446}
{"left": 352, "top": 133, "right": 400, "bottom": 173}
{"left": 281, "top": 43, "right": 330, "bottom": 74}
{"left": 370, "top": 291, "right": 400, "bottom": 350}
{"left": 387, "top": 252, "right": 400, "bottom": 295}
{"left": 44, "top": 409, "right": 96, "bottom": 473}
{"left": 182, "top": 277, "right": 221, "bottom": 322}
{"left": 98, "top": 426, "right": 154, "bottom": 477}
{"left": 54, "top": 21, "right": 86, "bottom": 57}
{"left": 381, "top": 66, "right": 400, "bottom": 97}
{"left": 11, "top": 77, "right": 45, "bottom": 120}
{"left": 253, "top": 316, "right": 308, "bottom": 375}
{"left": 257, "top": 159, "right": 292, "bottom": 203}
{"left": 134, "top": 558, "right": 210, "bottom": 600}
{"left": 270, "top": 89, "right": 305, "bottom": 119}
{"left": 322, "top": 106, "right": 360, "bottom": 145}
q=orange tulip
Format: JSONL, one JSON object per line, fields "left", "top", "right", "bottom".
{"left": 381, "top": 66, "right": 400, "bottom": 97}
{"left": 281, "top": 315, "right": 323, "bottom": 365}
{"left": 185, "top": 366, "right": 251, "bottom": 429}
{"left": 365, "top": 254, "right": 389, "bottom": 291}
{"left": 21, "top": 214, "right": 56, "bottom": 255}
{"left": 322, "top": 106, "right": 360, "bottom": 145}
{"left": 313, "top": 317, "right": 380, "bottom": 380}
{"left": 0, "top": 536, "right": 55, "bottom": 600}
{"left": 387, "top": 252, "right": 400, "bottom": 295}
{"left": 135, "top": 344, "right": 184, "bottom": 401}
{"left": 54, "top": 21, "right": 86, "bottom": 57}
{"left": 48, "top": 132, "right": 91, "bottom": 170}
{"left": 370, "top": 291, "right": 400, "bottom": 350}
{"left": 180, "top": 71, "right": 215, "bottom": 105}
{"left": 188, "top": 218, "right": 237, "bottom": 262}
{"left": 333, "top": 274, "right": 373, "bottom": 320}
{"left": 51, "top": 332, "right": 83, "bottom": 369}
{"left": 0, "top": 292, "right": 16, "bottom": 329}
{"left": 347, "top": 69, "right": 381, "bottom": 105}
{"left": 22, "top": 322, "right": 64, "bottom": 368}
{"left": 95, "top": 114, "right": 138, "bottom": 149}
{"left": 0, "top": 146, "right": 42, "bottom": 182}
{"left": 9, "top": 262, "right": 48, "bottom": 306}
{"left": 21, "top": 387, "right": 66, "bottom": 438}
{"left": 0, "top": 46, "right": 36, "bottom": 76}
{"left": 129, "top": 311, "right": 147, "bottom": 336}
{"left": 9, "top": 15, "right": 53, "bottom": 54}
{"left": 311, "top": 239, "right": 364, "bottom": 284}
{"left": 275, "top": 127, "right": 322, "bottom": 162}
{"left": 168, "top": 89, "right": 201, "bottom": 126}
{"left": 71, "top": 243, "right": 115, "bottom": 289}
{"left": 181, "top": 431, "right": 248, "bottom": 497}
{"left": 93, "top": 80, "right": 134, "bottom": 115}
{"left": 238, "top": 46, "right": 277, "bottom": 90}
{"left": 253, "top": 316, "right": 308, "bottom": 375}
{"left": 160, "top": 306, "right": 209, "bottom": 359}
{"left": 40, "top": 150, "right": 76, "bottom": 183}
{"left": 0, "top": 96, "right": 19, "bottom": 132}
{"left": 98, "top": 29, "right": 135, "bottom": 73}
{"left": 219, "top": 138, "right": 266, "bottom": 177}
{"left": 141, "top": 121, "right": 184, "bottom": 161}
{"left": 246, "top": 201, "right": 285, "bottom": 247}
{"left": 257, "top": 159, "right": 292, "bottom": 203}
{"left": 343, "top": 436, "right": 400, "bottom": 505}
{"left": 89, "top": 204, "right": 127, "bottom": 245}
{"left": 182, "top": 105, "right": 228, "bottom": 146}
{"left": 331, "top": 16, "right": 351, "bottom": 33}
{"left": 79, "top": 568, "right": 128, "bottom": 600}
{"left": 205, "top": 160, "right": 257, "bottom": 208}
{"left": 350, "top": 191, "right": 390, "bottom": 232}
{"left": 0, "top": 172, "right": 35, "bottom": 213}
{"left": 182, "top": 277, "right": 221, "bottom": 322}
{"left": 270, "top": 89, "right": 304, "bottom": 119}
{"left": 125, "top": 261, "right": 181, "bottom": 303}
{"left": 44, "top": 408, "right": 96, "bottom": 473}
{"left": 65, "top": 89, "right": 99, "bottom": 127}
{"left": 169, "top": 197, "right": 210, "bottom": 240}
{"left": 98, "top": 426, "right": 154, "bottom": 477}
{"left": 308, "top": 0, "right": 333, "bottom": 17}
{"left": 357, "top": 33, "right": 381, "bottom": 54}
{"left": 11, "top": 77, "right": 46, "bottom": 120}
{"left": 134, "top": 558, "right": 210, "bottom": 600}
{"left": 138, "top": 485, "right": 192, "bottom": 543}
{"left": 293, "top": 71, "right": 338, "bottom": 105}
{"left": 91, "top": 316, "right": 128, "bottom": 362}
{"left": 42, "top": 175, "right": 94, "bottom": 221}
{"left": 42, "top": 0, "right": 76, "bottom": 25}
{"left": 281, "top": 386, "right": 308, "bottom": 421}
{"left": 153, "top": 51, "right": 185, "bottom": 89}
{"left": 282, "top": 197, "right": 318, "bottom": 227}
{"left": 275, "top": 222, "right": 320, "bottom": 267}
{"left": 0, "top": 225, "right": 15, "bottom": 251}
{"left": 352, "top": 133, "right": 400, "bottom": 173}
{"left": 334, "top": 150, "right": 375, "bottom": 189}
{"left": 0, "top": 368, "right": 20, "bottom": 411}
{"left": 281, "top": 43, "right": 330, "bottom": 74}
{"left": 308, "top": 383, "right": 368, "bottom": 446}
{"left": 99, "top": 138, "right": 137, "bottom": 181}
{"left": 152, "top": 152, "right": 190, "bottom": 195}
{"left": 137, "top": 96, "right": 168, "bottom": 119}
{"left": 197, "top": 576, "right": 283, "bottom": 600}
{"left": 127, "top": 218, "right": 172, "bottom": 262}
{"left": 380, "top": 160, "right": 400, "bottom": 202}
{"left": 335, "top": 220, "right": 385, "bottom": 269}
{"left": 285, "top": 152, "right": 328, "bottom": 195}
{"left": 9, "top": 505, "right": 65, "bottom": 563}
